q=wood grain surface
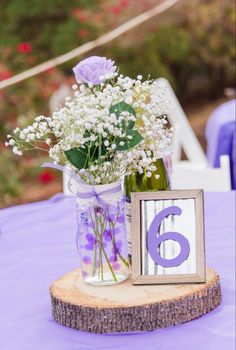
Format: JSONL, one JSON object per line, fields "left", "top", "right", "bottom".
{"left": 50, "top": 267, "right": 221, "bottom": 333}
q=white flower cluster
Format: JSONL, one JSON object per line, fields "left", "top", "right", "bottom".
{"left": 7, "top": 74, "right": 172, "bottom": 185}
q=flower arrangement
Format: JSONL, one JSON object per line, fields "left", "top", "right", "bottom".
{"left": 6, "top": 56, "right": 172, "bottom": 185}
{"left": 6, "top": 56, "right": 172, "bottom": 286}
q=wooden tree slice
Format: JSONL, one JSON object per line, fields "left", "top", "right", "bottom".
{"left": 50, "top": 267, "right": 221, "bottom": 334}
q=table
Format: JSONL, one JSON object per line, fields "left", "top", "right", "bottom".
{"left": 0, "top": 192, "right": 235, "bottom": 350}
{"left": 205, "top": 99, "right": 236, "bottom": 188}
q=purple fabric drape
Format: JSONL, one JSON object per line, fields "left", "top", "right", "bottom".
{"left": 205, "top": 99, "right": 236, "bottom": 188}
{"left": 0, "top": 192, "right": 235, "bottom": 350}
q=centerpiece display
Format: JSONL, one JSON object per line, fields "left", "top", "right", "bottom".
{"left": 7, "top": 56, "right": 172, "bottom": 286}
{"left": 7, "top": 56, "right": 221, "bottom": 333}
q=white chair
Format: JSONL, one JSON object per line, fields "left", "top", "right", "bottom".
{"left": 155, "top": 78, "right": 208, "bottom": 165}
{"left": 49, "top": 84, "right": 71, "bottom": 112}
{"left": 155, "top": 78, "right": 232, "bottom": 191}
{"left": 171, "top": 155, "right": 231, "bottom": 191}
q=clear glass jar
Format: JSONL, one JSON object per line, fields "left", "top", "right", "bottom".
{"left": 76, "top": 181, "right": 129, "bottom": 286}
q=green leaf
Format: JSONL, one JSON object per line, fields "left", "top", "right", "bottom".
{"left": 64, "top": 143, "right": 108, "bottom": 170}
{"left": 116, "top": 129, "right": 143, "bottom": 151}
{"left": 64, "top": 147, "right": 89, "bottom": 170}
{"left": 110, "top": 101, "right": 136, "bottom": 129}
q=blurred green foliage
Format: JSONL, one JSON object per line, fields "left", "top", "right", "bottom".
{"left": 0, "top": 0, "right": 97, "bottom": 56}
{"left": 101, "top": 1, "right": 235, "bottom": 101}
{"left": 0, "top": 149, "right": 22, "bottom": 203}
{"left": 0, "top": 0, "right": 235, "bottom": 206}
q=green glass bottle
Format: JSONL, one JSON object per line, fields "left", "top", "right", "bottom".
{"left": 124, "top": 158, "right": 169, "bottom": 260}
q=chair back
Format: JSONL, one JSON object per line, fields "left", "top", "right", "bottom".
{"left": 171, "top": 155, "right": 231, "bottom": 191}
{"left": 155, "top": 78, "right": 207, "bottom": 165}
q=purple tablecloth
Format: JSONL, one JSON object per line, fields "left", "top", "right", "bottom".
{"left": 205, "top": 99, "right": 236, "bottom": 188}
{"left": 0, "top": 192, "right": 235, "bottom": 350}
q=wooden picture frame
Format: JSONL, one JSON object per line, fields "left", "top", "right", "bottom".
{"left": 131, "top": 190, "right": 206, "bottom": 284}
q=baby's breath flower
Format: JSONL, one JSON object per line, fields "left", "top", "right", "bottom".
{"left": 13, "top": 128, "right": 20, "bottom": 134}
{"left": 6, "top": 63, "right": 171, "bottom": 184}
{"left": 9, "top": 139, "right": 15, "bottom": 145}
{"left": 95, "top": 176, "right": 101, "bottom": 183}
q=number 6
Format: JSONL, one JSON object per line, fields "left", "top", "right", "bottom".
{"left": 147, "top": 206, "right": 190, "bottom": 268}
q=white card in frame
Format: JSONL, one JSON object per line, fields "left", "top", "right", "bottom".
{"left": 131, "top": 190, "right": 206, "bottom": 284}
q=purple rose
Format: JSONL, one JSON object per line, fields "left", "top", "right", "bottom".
{"left": 73, "top": 56, "right": 116, "bottom": 85}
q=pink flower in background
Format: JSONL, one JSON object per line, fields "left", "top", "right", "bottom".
{"left": 119, "top": 0, "right": 129, "bottom": 8}
{"left": 0, "top": 69, "right": 13, "bottom": 80}
{"left": 72, "top": 7, "right": 82, "bottom": 16}
{"left": 73, "top": 56, "right": 116, "bottom": 85}
{"left": 141, "top": 0, "right": 151, "bottom": 10}
{"left": 78, "top": 28, "right": 89, "bottom": 38}
{"left": 72, "top": 8, "right": 88, "bottom": 22}
{"left": 110, "top": 5, "right": 122, "bottom": 15}
{"left": 109, "top": 0, "right": 129, "bottom": 14}
{"left": 16, "top": 42, "right": 32, "bottom": 54}
{"left": 45, "top": 67, "right": 57, "bottom": 74}
{"left": 39, "top": 170, "right": 54, "bottom": 184}
{"left": 78, "top": 14, "right": 88, "bottom": 23}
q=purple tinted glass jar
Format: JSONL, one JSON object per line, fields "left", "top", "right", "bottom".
{"left": 76, "top": 181, "right": 129, "bottom": 286}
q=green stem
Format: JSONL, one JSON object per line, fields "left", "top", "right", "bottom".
{"left": 117, "top": 250, "right": 129, "bottom": 267}
{"left": 98, "top": 134, "right": 102, "bottom": 164}
{"left": 89, "top": 206, "right": 119, "bottom": 283}
{"left": 96, "top": 214, "right": 103, "bottom": 280}
{"left": 109, "top": 216, "right": 129, "bottom": 268}
{"left": 100, "top": 244, "right": 118, "bottom": 282}
{"left": 99, "top": 241, "right": 103, "bottom": 280}
{"left": 89, "top": 210, "right": 99, "bottom": 277}
{"left": 92, "top": 242, "right": 97, "bottom": 277}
